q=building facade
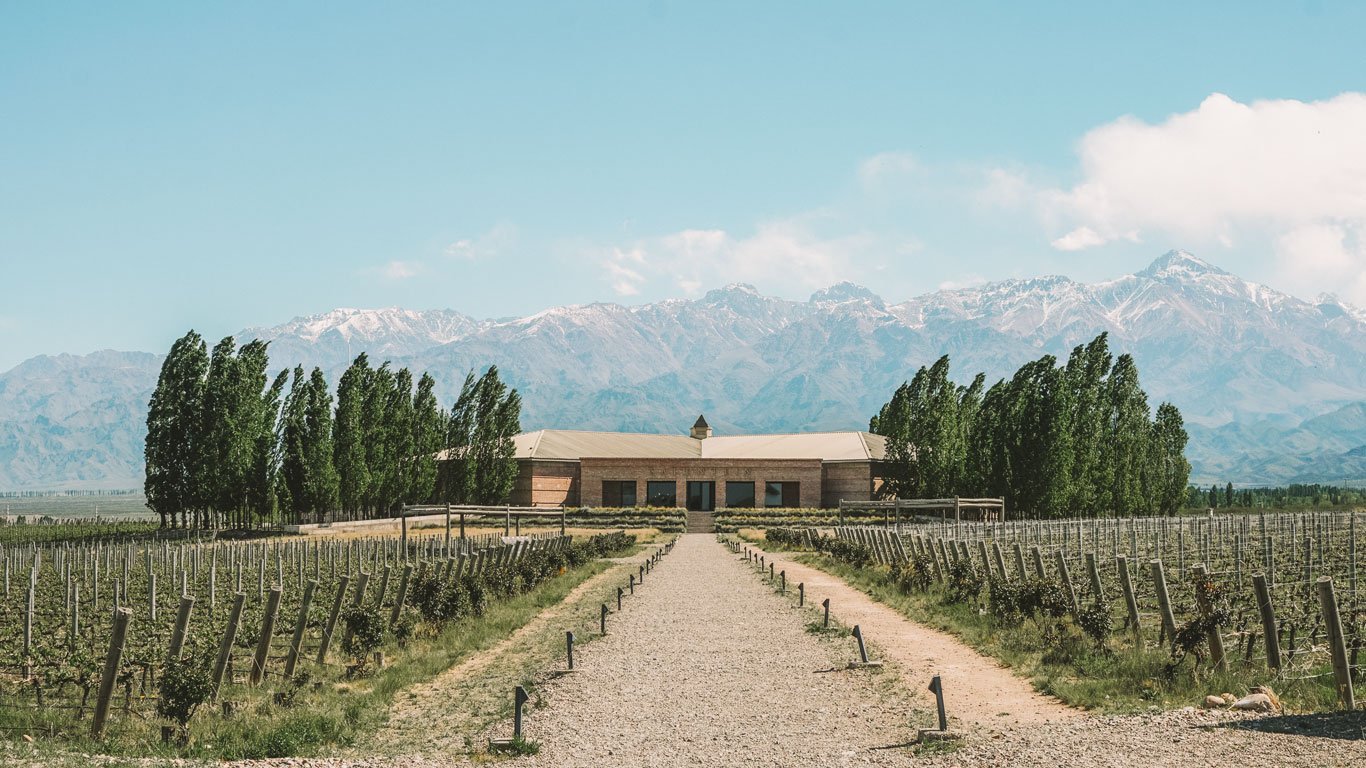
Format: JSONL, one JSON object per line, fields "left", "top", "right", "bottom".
{"left": 509, "top": 416, "right": 887, "bottom": 510}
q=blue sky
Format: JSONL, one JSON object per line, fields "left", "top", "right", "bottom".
{"left": 3, "top": 2, "right": 1366, "bottom": 370}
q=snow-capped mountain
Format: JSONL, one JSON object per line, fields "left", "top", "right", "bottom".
{"left": 2, "top": 251, "right": 1364, "bottom": 490}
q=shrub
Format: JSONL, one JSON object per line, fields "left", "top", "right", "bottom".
{"left": 157, "top": 656, "right": 213, "bottom": 739}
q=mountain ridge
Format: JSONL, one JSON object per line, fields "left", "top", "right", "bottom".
{"left": 2, "top": 251, "right": 1364, "bottom": 490}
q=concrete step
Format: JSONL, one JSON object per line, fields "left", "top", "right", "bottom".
{"left": 685, "top": 510, "right": 716, "bottom": 533}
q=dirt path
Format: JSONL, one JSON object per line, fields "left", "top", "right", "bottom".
{"left": 481, "top": 533, "right": 921, "bottom": 767}
{"left": 757, "top": 549, "right": 1078, "bottom": 730}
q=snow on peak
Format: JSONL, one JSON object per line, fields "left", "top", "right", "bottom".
{"left": 809, "top": 282, "right": 882, "bottom": 305}
{"left": 1137, "top": 250, "right": 1229, "bottom": 280}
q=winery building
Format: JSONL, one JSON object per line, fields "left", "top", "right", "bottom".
{"left": 510, "top": 416, "right": 888, "bottom": 510}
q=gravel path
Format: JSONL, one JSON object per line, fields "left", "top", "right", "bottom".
{"left": 484, "top": 533, "right": 919, "bottom": 767}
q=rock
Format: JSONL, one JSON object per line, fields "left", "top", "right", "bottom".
{"left": 1231, "top": 693, "right": 1276, "bottom": 712}
{"left": 1203, "top": 695, "right": 1226, "bottom": 709}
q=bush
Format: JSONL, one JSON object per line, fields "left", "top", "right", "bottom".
{"left": 341, "top": 604, "right": 386, "bottom": 676}
{"left": 157, "top": 656, "right": 213, "bottom": 738}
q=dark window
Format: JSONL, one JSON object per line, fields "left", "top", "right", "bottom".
{"left": 646, "top": 481, "right": 677, "bottom": 507}
{"left": 601, "top": 480, "right": 636, "bottom": 507}
{"left": 725, "top": 481, "right": 755, "bottom": 508}
{"left": 765, "top": 481, "right": 800, "bottom": 508}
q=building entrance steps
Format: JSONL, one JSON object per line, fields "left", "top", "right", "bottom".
{"left": 684, "top": 510, "right": 715, "bottom": 533}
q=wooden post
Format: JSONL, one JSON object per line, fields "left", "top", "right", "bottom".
{"left": 317, "top": 575, "right": 350, "bottom": 663}
{"left": 1012, "top": 542, "right": 1027, "bottom": 581}
{"left": 400, "top": 513, "right": 408, "bottom": 559}
{"left": 251, "top": 586, "right": 282, "bottom": 685}
{"left": 284, "top": 580, "right": 316, "bottom": 679}
{"left": 1190, "top": 564, "right": 1226, "bottom": 671}
{"left": 211, "top": 592, "right": 246, "bottom": 698}
{"left": 340, "top": 572, "right": 370, "bottom": 650}
{"left": 444, "top": 503, "right": 452, "bottom": 556}
{"left": 1150, "top": 559, "right": 1176, "bottom": 643}
{"left": 1116, "top": 555, "right": 1141, "bottom": 643}
{"left": 167, "top": 595, "right": 195, "bottom": 662}
{"left": 1317, "top": 576, "right": 1354, "bottom": 709}
{"left": 1030, "top": 545, "right": 1046, "bottom": 580}
{"left": 91, "top": 607, "right": 131, "bottom": 739}
{"left": 1252, "top": 573, "right": 1281, "bottom": 670}
{"left": 1085, "top": 552, "right": 1104, "bottom": 603}
{"left": 390, "top": 563, "right": 413, "bottom": 626}
{"left": 1055, "top": 551, "right": 1079, "bottom": 614}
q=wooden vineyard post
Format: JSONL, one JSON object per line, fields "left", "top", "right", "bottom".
{"left": 445, "top": 503, "right": 452, "bottom": 555}
{"left": 1115, "top": 555, "right": 1142, "bottom": 643}
{"left": 91, "top": 607, "right": 131, "bottom": 739}
{"left": 1085, "top": 552, "right": 1104, "bottom": 603}
{"left": 1252, "top": 573, "right": 1281, "bottom": 670}
{"left": 1317, "top": 577, "right": 1354, "bottom": 709}
{"left": 1055, "top": 551, "right": 1079, "bottom": 614}
{"left": 251, "top": 586, "right": 282, "bottom": 685}
{"left": 1150, "top": 559, "right": 1176, "bottom": 643}
{"left": 340, "top": 572, "right": 370, "bottom": 651}
{"left": 318, "top": 575, "right": 350, "bottom": 663}
{"left": 212, "top": 592, "right": 246, "bottom": 699}
{"left": 284, "top": 580, "right": 316, "bottom": 679}
{"left": 167, "top": 595, "right": 195, "bottom": 662}
{"left": 1190, "top": 564, "right": 1226, "bottom": 671}
{"left": 24, "top": 586, "right": 33, "bottom": 679}
{"left": 391, "top": 564, "right": 413, "bottom": 626}
{"left": 1030, "top": 546, "right": 1046, "bottom": 580}
{"left": 992, "top": 542, "right": 1008, "bottom": 580}
{"left": 1012, "top": 542, "right": 1027, "bottom": 582}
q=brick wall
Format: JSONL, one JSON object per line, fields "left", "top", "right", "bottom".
{"left": 821, "top": 461, "right": 876, "bottom": 508}
{"left": 510, "top": 460, "right": 581, "bottom": 507}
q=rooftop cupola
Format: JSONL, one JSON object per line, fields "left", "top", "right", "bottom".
{"left": 690, "top": 414, "right": 712, "bottom": 440}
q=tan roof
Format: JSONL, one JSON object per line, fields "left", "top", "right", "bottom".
{"left": 515, "top": 429, "right": 886, "bottom": 462}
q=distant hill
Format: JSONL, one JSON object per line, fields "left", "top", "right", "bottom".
{"left": 2, "top": 251, "right": 1364, "bottom": 490}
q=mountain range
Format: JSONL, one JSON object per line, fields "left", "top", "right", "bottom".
{"left": 2, "top": 250, "right": 1363, "bottom": 491}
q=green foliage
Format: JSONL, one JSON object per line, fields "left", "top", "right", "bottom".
{"left": 144, "top": 330, "right": 208, "bottom": 529}
{"left": 341, "top": 604, "right": 386, "bottom": 674}
{"left": 944, "top": 557, "right": 984, "bottom": 603}
{"left": 156, "top": 656, "right": 214, "bottom": 732}
{"left": 871, "top": 332, "right": 1190, "bottom": 517}
{"left": 442, "top": 366, "right": 522, "bottom": 506}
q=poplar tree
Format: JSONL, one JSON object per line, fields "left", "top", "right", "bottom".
{"left": 440, "top": 372, "right": 478, "bottom": 504}
{"left": 359, "top": 364, "right": 394, "bottom": 515}
{"left": 1103, "top": 354, "right": 1151, "bottom": 516}
{"left": 333, "top": 354, "right": 372, "bottom": 518}
{"left": 145, "top": 331, "right": 208, "bottom": 529}
{"left": 246, "top": 369, "right": 289, "bottom": 524}
{"left": 303, "top": 367, "right": 339, "bottom": 520}
{"left": 1150, "top": 402, "right": 1190, "bottom": 515}
{"left": 277, "top": 366, "right": 309, "bottom": 523}
{"left": 409, "top": 372, "right": 445, "bottom": 504}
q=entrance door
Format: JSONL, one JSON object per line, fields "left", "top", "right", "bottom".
{"left": 685, "top": 481, "right": 715, "bottom": 512}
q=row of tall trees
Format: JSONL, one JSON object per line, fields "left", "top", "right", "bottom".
{"left": 145, "top": 331, "right": 521, "bottom": 528}
{"left": 869, "top": 333, "right": 1191, "bottom": 517}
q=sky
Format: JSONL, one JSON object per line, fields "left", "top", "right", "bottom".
{"left": 3, "top": 1, "right": 1366, "bottom": 370}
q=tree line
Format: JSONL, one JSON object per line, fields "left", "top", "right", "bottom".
{"left": 1187, "top": 482, "right": 1366, "bottom": 510}
{"left": 869, "top": 333, "right": 1190, "bottom": 517}
{"left": 144, "top": 331, "right": 521, "bottom": 529}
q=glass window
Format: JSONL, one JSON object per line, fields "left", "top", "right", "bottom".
{"left": 646, "top": 480, "right": 677, "bottom": 507}
{"left": 602, "top": 480, "right": 636, "bottom": 507}
{"left": 765, "top": 481, "right": 799, "bottom": 508}
{"left": 725, "top": 481, "right": 755, "bottom": 508}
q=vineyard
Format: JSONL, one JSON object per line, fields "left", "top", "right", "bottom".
{"left": 768, "top": 510, "right": 1365, "bottom": 710}
{"left": 0, "top": 527, "right": 636, "bottom": 756}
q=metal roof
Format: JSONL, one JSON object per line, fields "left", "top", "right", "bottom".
{"left": 514, "top": 429, "right": 886, "bottom": 462}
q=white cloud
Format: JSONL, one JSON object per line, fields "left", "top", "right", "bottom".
{"left": 382, "top": 260, "right": 422, "bottom": 280}
{"left": 1050, "top": 226, "right": 1106, "bottom": 252}
{"left": 445, "top": 222, "right": 517, "bottom": 260}
{"left": 1022, "top": 91, "right": 1366, "bottom": 301}
{"left": 598, "top": 220, "right": 869, "bottom": 298}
